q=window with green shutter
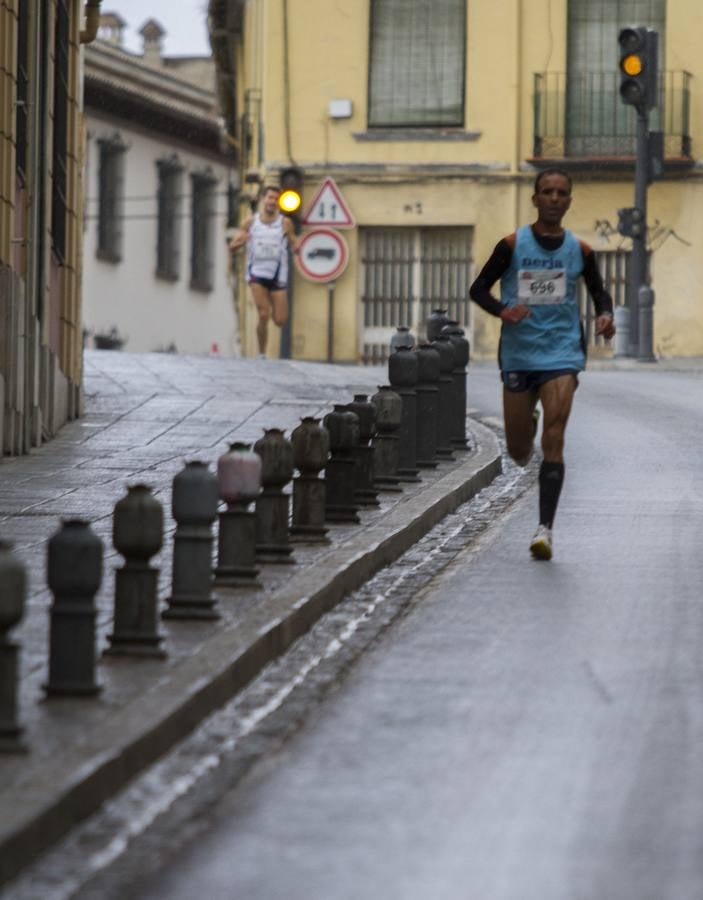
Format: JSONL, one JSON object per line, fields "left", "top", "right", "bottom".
{"left": 368, "top": 0, "right": 466, "bottom": 128}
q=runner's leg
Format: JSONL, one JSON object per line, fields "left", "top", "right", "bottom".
{"left": 536, "top": 373, "right": 576, "bottom": 528}
{"left": 250, "top": 282, "right": 272, "bottom": 355}
{"left": 270, "top": 289, "right": 289, "bottom": 328}
{"left": 538, "top": 374, "right": 576, "bottom": 463}
{"left": 503, "top": 387, "right": 539, "bottom": 466}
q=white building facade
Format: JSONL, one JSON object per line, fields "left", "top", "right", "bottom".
{"left": 82, "top": 24, "right": 239, "bottom": 356}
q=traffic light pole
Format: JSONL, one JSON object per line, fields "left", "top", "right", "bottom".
{"left": 633, "top": 109, "right": 655, "bottom": 361}
{"left": 630, "top": 109, "right": 656, "bottom": 362}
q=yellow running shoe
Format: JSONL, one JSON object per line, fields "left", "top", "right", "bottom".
{"left": 530, "top": 524, "right": 552, "bottom": 561}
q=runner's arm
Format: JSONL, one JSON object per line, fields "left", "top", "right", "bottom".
{"left": 469, "top": 239, "right": 514, "bottom": 317}
{"left": 228, "top": 217, "right": 252, "bottom": 251}
{"left": 282, "top": 217, "right": 299, "bottom": 254}
{"left": 582, "top": 249, "right": 614, "bottom": 317}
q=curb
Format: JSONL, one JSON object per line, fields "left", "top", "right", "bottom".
{"left": 0, "top": 420, "right": 501, "bottom": 886}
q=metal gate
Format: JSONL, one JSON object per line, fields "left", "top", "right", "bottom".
{"left": 360, "top": 226, "right": 473, "bottom": 364}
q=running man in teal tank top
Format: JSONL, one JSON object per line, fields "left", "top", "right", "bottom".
{"left": 470, "top": 169, "right": 615, "bottom": 561}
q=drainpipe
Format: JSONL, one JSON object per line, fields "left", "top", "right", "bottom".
{"left": 80, "top": 0, "right": 102, "bottom": 44}
{"left": 513, "top": 0, "right": 523, "bottom": 229}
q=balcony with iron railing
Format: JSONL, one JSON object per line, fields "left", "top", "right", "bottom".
{"left": 532, "top": 70, "right": 692, "bottom": 165}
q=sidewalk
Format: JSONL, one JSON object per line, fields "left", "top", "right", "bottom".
{"left": 0, "top": 350, "right": 501, "bottom": 886}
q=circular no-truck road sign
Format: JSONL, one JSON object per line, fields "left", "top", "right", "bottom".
{"left": 295, "top": 228, "right": 349, "bottom": 283}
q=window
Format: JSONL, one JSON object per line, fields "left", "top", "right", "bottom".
{"left": 51, "top": 0, "right": 69, "bottom": 262}
{"left": 566, "top": 0, "right": 665, "bottom": 154}
{"left": 156, "top": 158, "right": 183, "bottom": 280}
{"left": 360, "top": 226, "right": 473, "bottom": 363}
{"left": 15, "top": 0, "right": 29, "bottom": 182}
{"left": 190, "top": 173, "right": 216, "bottom": 292}
{"left": 368, "top": 0, "right": 466, "bottom": 128}
{"left": 97, "top": 136, "right": 126, "bottom": 262}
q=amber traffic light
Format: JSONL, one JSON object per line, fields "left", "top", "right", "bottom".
{"left": 618, "top": 26, "right": 658, "bottom": 110}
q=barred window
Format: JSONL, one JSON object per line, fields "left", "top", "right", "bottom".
{"left": 97, "top": 136, "right": 126, "bottom": 262}
{"left": 566, "top": 0, "right": 665, "bottom": 153}
{"left": 368, "top": 0, "right": 466, "bottom": 128}
{"left": 51, "top": 0, "right": 69, "bottom": 262}
{"left": 190, "top": 173, "right": 217, "bottom": 292}
{"left": 156, "top": 158, "right": 183, "bottom": 281}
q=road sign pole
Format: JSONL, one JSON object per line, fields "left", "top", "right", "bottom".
{"left": 327, "top": 281, "right": 335, "bottom": 363}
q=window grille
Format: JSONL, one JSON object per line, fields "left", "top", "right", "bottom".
{"left": 97, "top": 136, "right": 126, "bottom": 262}
{"left": 51, "top": 0, "right": 69, "bottom": 263}
{"left": 15, "top": 0, "right": 29, "bottom": 183}
{"left": 360, "top": 226, "right": 473, "bottom": 364}
{"left": 190, "top": 174, "right": 217, "bottom": 292}
{"left": 368, "top": 0, "right": 466, "bottom": 128}
{"left": 156, "top": 158, "right": 183, "bottom": 281}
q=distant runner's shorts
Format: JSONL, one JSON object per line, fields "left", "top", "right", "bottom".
{"left": 248, "top": 275, "right": 287, "bottom": 292}
{"left": 501, "top": 368, "right": 579, "bottom": 393}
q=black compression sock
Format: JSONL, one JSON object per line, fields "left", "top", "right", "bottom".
{"left": 539, "top": 461, "right": 565, "bottom": 528}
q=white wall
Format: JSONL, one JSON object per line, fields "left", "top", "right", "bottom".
{"left": 82, "top": 117, "right": 239, "bottom": 356}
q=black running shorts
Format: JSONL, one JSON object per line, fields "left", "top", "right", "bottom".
{"left": 501, "top": 368, "right": 579, "bottom": 393}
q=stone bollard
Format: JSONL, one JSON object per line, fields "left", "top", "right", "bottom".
{"left": 163, "top": 461, "right": 220, "bottom": 621}
{"left": 347, "top": 394, "right": 380, "bottom": 508}
{"left": 254, "top": 428, "right": 296, "bottom": 564}
{"left": 371, "top": 385, "right": 403, "bottom": 492}
{"left": 105, "top": 484, "right": 166, "bottom": 658}
{"left": 214, "top": 442, "right": 262, "bottom": 587}
{"left": 324, "top": 405, "right": 361, "bottom": 524}
{"left": 414, "top": 343, "right": 441, "bottom": 468}
{"left": 45, "top": 519, "right": 103, "bottom": 697}
{"left": 431, "top": 335, "right": 456, "bottom": 460}
{"left": 441, "top": 322, "right": 471, "bottom": 450}
{"left": 390, "top": 325, "right": 416, "bottom": 352}
{"left": 389, "top": 346, "right": 420, "bottom": 482}
{"left": 290, "top": 417, "right": 330, "bottom": 543}
{"left": 426, "top": 307, "right": 451, "bottom": 342}
{"left": 0, "top": 541, "right": 27, "bottom": 752}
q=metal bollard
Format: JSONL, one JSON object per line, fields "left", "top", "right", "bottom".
{"left": 389, "top": 346, "right": 420, "bottom": 482}
{"left": 431, "top": 335, "right": 456, "bottom": 460}
{"left": 0, "top": 541, "right": 27, "bottom": 752}
{"left": 215, "top": 442, "right": 262, "bottom": 587}
{"left": 426, "top": 307, "right": 451, "bottom": 342}
{"left": 324, "top": 405, "right": 361, "bottom": 524}
{"left": 45, "top": 519, "right": 103, "bottom": 697}
{"left": 163, "top": 461, "right": 220, "bottom": 620}
{"left": 390, "top": 325, "right": 416, "bottom": 352}
{"left": 105, "top": 484, "right": 166, "bottom": 658}
{"left": 348, "top": 394, "right": 380, "bottom": 507}
{"left": 254, "top": 428, "right": 296, "bottom": 564}
{"left": 290, "top": 417, "right": 331, "bottom": 543}
{"left": 371, "top": 385, "right": 403, "bottom": 492}
{"left": 414, "top": 343, "right": 441, "bottom": 468}
{"left": 614, "top": 306, "right": 630, "bottom": 359}
{"left": 441, "top": 322, "right": 471, "bottom": 450}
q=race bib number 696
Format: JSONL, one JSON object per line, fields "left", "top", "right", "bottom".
{"left": 518, "top": 269, "right": 566, "bottom": 305}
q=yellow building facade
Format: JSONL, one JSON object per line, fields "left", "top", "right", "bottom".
{"left": 0, "top": 0, "right": 94, "bottom": 454}
{"left": 211, "top": 0, "right": 701, "bottom": 362}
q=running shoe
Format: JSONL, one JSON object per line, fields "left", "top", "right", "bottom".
{"left": 530, "top": 524, "right": 552, "bottom": 561}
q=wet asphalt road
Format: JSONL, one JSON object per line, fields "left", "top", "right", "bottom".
{"left": 134, "top": 366, "right": 703, "bottom": 900}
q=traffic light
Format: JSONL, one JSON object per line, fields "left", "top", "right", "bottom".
{"left": 617, "top": 206, "right": 644, "bottom": 238}
{"left": 618, "top": 26, "right": 658, "bottom": 111}
{"left": 278, "top": 166, "right": 304, "bottom": 234}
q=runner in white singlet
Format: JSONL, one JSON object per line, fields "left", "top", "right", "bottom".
{"left": 229, "top": 185, "right": 297, "bottom": 357}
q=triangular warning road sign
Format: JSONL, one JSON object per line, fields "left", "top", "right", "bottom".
{"left": 302, "top": 177, "right": 355, "bottom": 228}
